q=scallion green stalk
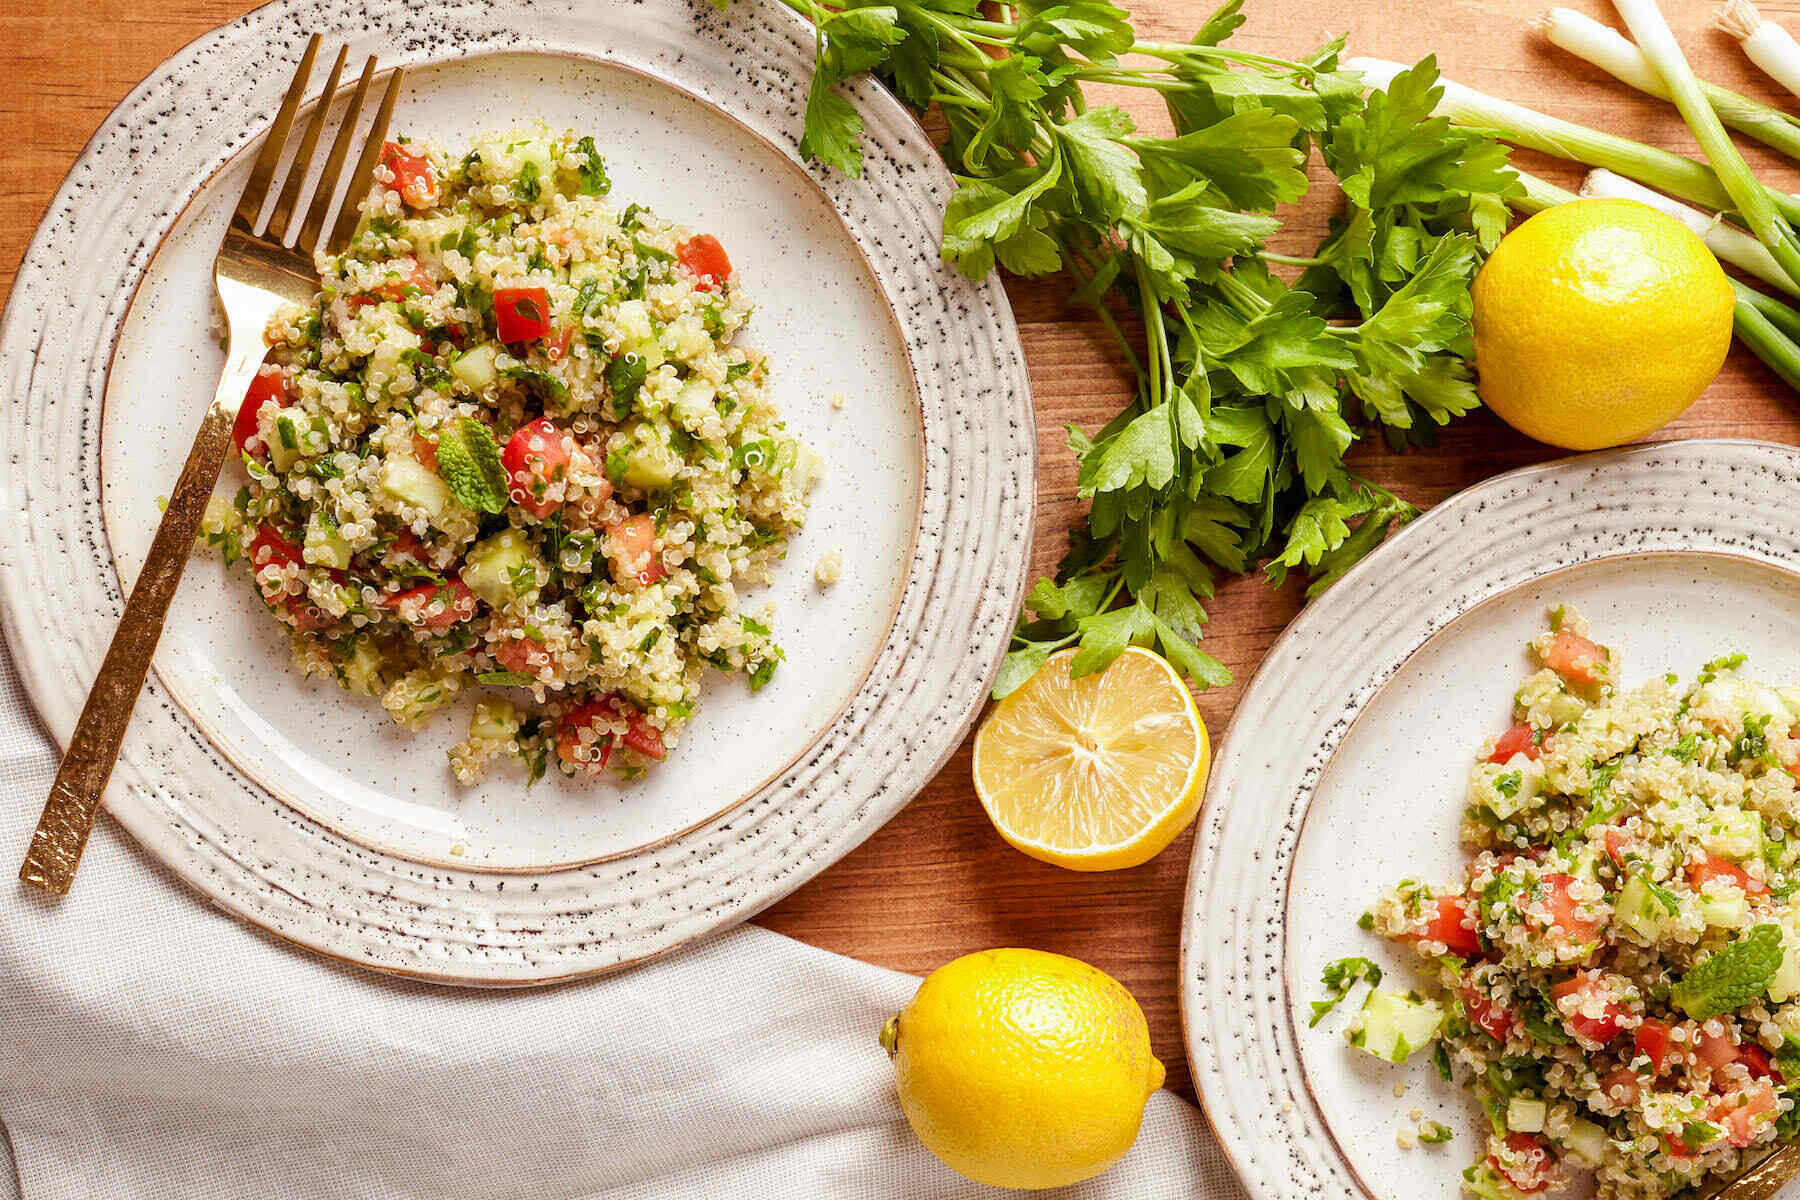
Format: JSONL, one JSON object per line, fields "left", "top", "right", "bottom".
{"left": 1718, "top": 0, "right": 1800, "bottom": 100}
{"left": 1579, "top": 168, "right": 1799, "bottom": 297}
{"left": 1731, "top": 284, "right": 1800, "bottom": 391}
{"left": 1346, "top": 57, "right": 1800, "bottom": 225}
{"left": 1611, "top": 0, "right": 1800, "bottom": 288}
{"left": 1538, "top": 8, "right": 1800, "bottom": 163}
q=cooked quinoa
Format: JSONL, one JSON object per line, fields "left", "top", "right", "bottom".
{"left": 197, "top": 126, "right": 817, "bottom": 782}
{"left": 1315, "top": 607, "right": 1800, "bottom": 1198}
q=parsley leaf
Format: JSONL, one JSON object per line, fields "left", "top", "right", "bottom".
{"left": 1309, "top": 956, "right": 1382, "bottom": 1026}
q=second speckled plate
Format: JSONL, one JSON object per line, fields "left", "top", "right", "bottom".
{"left": 1181, "top": 439, "right": 1800, "bottom": 1197}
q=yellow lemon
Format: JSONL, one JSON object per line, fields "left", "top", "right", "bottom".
{"left": 972, "top": 645, "right": 1208, "bottom": 871}
{"left": 882, "top": 948, "right": 1165, "bottom": 1190}
{"left": 1472, "top": 197, "right": 1733, "bottom": 451}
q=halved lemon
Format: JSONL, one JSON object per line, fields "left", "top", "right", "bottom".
{"left": 972, "top": 646, "right": 1209, "bottom": 871}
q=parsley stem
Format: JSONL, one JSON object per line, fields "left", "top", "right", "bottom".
{"left": 1130, "top": 42, "right": 1318, "bottom": 74}
{"left": 1262, "top": 251, "right": 1326, "bottom": 267}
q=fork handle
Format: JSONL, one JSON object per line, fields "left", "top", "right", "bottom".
{"left": 19, "top": 345, "right": 267, "bottom": 894}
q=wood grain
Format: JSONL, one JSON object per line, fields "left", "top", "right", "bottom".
{"left": 7, "top": 0, "right": 1800, "bottom": 1106}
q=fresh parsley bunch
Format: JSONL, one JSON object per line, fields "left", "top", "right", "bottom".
{"left": 758, "top": 0, "right": 1521, "bottom": 694}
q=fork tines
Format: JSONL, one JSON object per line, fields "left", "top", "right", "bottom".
{"left": 232, "top": 34, "right": 403, "bottom": 259}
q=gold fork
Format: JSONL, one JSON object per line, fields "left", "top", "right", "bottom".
{"left": 19, "top": 36, "right": 403, "bottom": 894}
{"left": 1703, "top": 1141, "right": 1800, "bottom": 1200}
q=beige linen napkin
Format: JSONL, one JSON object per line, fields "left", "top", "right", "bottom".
{"left": 0, "top": 642, "right": 1243, "bottom": 1200}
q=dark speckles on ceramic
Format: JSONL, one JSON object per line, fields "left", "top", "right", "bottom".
{"left": 0, "top": 0, "right": 1034, "bottom": 983}
{"left": 1180, "top": 439, "right": 1800, "bottom": 1197}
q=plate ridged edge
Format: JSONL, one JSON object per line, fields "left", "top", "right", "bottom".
{"left": 1178, "top": 438, "right": 1800, "bottom": 1195}
{"left": 0, "top": 0, "right": 1034, "bottom": 982}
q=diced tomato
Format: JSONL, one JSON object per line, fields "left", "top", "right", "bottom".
{"left": 494, "top": 287, "right": 552, "bottom": 343}
{"left": 381, "top": 578, "right": 479, "bottom": 630}
{"left": 1604, "top": 827, "right": 1631, "bottom": 868}
{"left": 492, "top": 636, "right": 550, "bottom": 677}
{"left": 1489, "top": 723, "right": 1541, "bottom": 764}
{"left": 1738, "top": 1043, "right": 1782, "bottom": 1083}
{"left": 1489, "top": 1132, "right": 1554, "bottom": 1195}
{"left": 412, "top": 433, "right": 440, "bottom": 473}
{"left": 606, "top": 514, "right": 668, "bottom": 588}
{"left": 247, "top": 525, "right": 329, "bottom": 631}
{"left": 1663, "top": 1132, "right": 1697, "bottom": 1159}
{"left": 502, "top": 417, "right": 572, "bottom": 519}
{"left": 374, "top": 259, "right": 435, "bottom": 302}
{"left": 676, "top": 234, "right": 732, "bottom": 291}
{"left": 248, "top": 525, "right": 303, "bottom": 571}
{"left": 1719, "top": 1080, "right": 1779, "bottom": 1147}
{"left": 1545, "top": 630, "right": 1607, "bottom": 688}
{"left": 1697, "top": 1029, "right": 1740, "bottom": 1070}
{"left": 546, "top": 325, "right": 573, "bottom": 361}
{"left": 380, "top": 140, "right": 439, "bottom": 209}
{"left": 1411, "top": 896, "right": 1482, "bottom": 957}
{"left": 1635, "top": 1019, "right": 1673, "bottom": 1074}
{"left": 1550, "top": 972, "right": 1627, "bottom": 1045}
{"left": 1599, "top": 1066, "right": 1641, "bottom": 1107}
{"left": 1459, "top": 985, "right": 1518, "bottom": 1043}
{"left": 234, "top": 367, "right": 288, "bottom": 456}
{"left": 389, "top": 531, "right": 430, "bottom": 567}
{"left": 1542, "top": 874, "right": 1604, "bottom": 944}
{"left": 555, "top": 695, "right": 667, "bottom": 772}
{"left": 1688, "top": 855, "right": 1769, "bottom": 895}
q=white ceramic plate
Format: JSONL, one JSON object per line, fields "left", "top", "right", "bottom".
{"left": 0, "top": 0, "right": 1033, "bottom": 981}
{"left": 1181, "top": 439, "right": 1800, "bottom": 1197}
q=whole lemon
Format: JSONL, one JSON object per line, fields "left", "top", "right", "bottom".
{"left": 1472, "top": 197, "right": 1733, "bottom": 450}
{"left": 882, "top": 948, "right": 1164, "bottom": 1190}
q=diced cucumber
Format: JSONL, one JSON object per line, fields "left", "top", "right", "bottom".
{"left": 469, "top": 697, "right": 522, "bottom": 742}
{"left": 364, "top": 324, "right": 423, "bottom": 396}
{"left": 268, "top": 407, "right": 307, "bottom": 472}
{"left": 1616, "top": 875, "right": 1670, "bottom": 942}
{"left": 1562, "top": 1116, "right": 1608, "bottom": 1168}
{"left": 451, "top": 343, "right": 499, "bottom": 392}
{"left": 304, "top": 510, "right": 352, "bottom": 570}
{"left": 621, "top": 425, "right": 682, "bottom": 490}
{"left": 462, "top": 529, "right": 543, "bottom": 608}
{"left": 1470, "top": 759, "right": 1543, "bottom": 821}
{"left": 1702, "top": 809, "right": 1764, "bottom": 861}
{"left": 1701, "top": 890, "right": 1751, "bottom": 929}
{"left": 1506, "top": 1097, "right": 1546, "bottom": 1134}
{"left": 1771, "top": 944, "right": 1800, "bottom": 1004}
{"left": 380, "top": 668, "right": 462, "bottom": 731}
{"left": 673, "top": 377, "right": 716, "bottom": 428}
{"left": 338, "top": 638, "right": 386, "bottom": 698}
{"left": 1463, "top": 1163, "right": 1524, "bottom": 1200}
{"left": 569, "top": 260, "right": 601, "bottom": 286}
{"left": 378, "top": 455, "right": 453, "bottom": 521}
{"left": 613, "top": 299, "right": 654, "bottom": 343}
{"left": 1348, "top": 990, "right": 1443, "bottom": 1063}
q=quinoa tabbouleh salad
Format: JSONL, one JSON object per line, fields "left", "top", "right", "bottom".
{"left": 1313, "top": 608, "right": 1800, "bottom": 1198}
{"left": 197, "top": 125, "right": 818, "bottom": 783}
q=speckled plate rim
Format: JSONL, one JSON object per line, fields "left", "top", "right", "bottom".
{"left": 0, "top": 0, "right": 1035, "bottom": 983}
{"left": 1179, "top": 438, "right": 1800, "bottom": 1196}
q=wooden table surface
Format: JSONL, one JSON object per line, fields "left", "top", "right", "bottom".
{"left": 8, "top": 0, "right": 1800, "bottom": 1106}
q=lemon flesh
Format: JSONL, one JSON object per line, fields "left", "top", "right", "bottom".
{"left": 889, "top": 948, "right": 1165, "bottom": 1190}
{"left": 1472, "top": 197, "right": 1733, "bottom": 451}
{"left": 972, "top": 646, "right": 1208, "bottom": 871}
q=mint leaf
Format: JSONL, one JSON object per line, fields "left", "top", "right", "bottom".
{"left": 434, "top": 417, "right": 508, "bottom": 514}
{"left": 1671, "top": 923, "right": 1784, "bottom": 1020}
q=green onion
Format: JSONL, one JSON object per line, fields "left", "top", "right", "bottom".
{"left": 1612, "top": 0, "right": 1800, "bottom": 289}
{"left": 1731, "top": 283, "right": 1800, "bottom": 391}
{"left": 1718, "top": 0, "right": 1800, "bottom": 100}
{"left": 1580, "top": 168, "right": 1798, "bottom": 297}
{"left": 1347, "top": 56, "right": 1800, "bottom": 225}
{"left": 1538, "top": 8, "right": 1800, "bottom": 163}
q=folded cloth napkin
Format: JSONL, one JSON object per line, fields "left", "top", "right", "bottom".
{"left": 0, "top": 637, "right": 1241, "bottom": 1200}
